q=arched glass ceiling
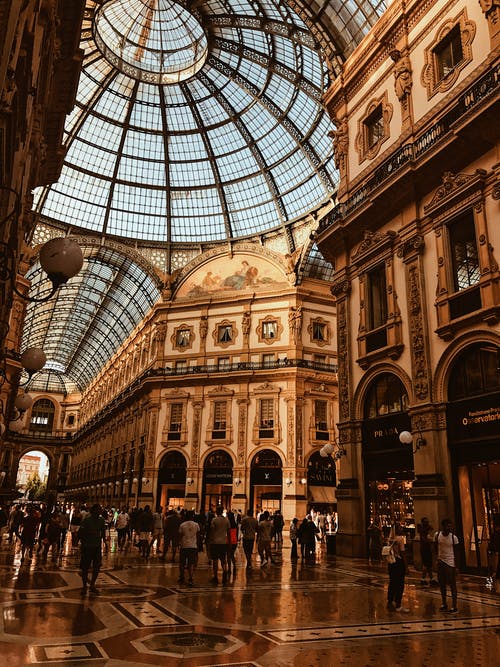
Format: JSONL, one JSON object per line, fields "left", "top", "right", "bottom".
{"left": 32, "top": 0, "right": 386, "bottom": 245}
{"left": 21, "top": 244, "right": 161, "bottom": 391}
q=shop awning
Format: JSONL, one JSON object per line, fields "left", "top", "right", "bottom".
{"left": 309, "top": 486, "right": 336, "bottom": 504}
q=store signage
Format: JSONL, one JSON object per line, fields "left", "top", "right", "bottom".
{"left": 447, "top": 393, "right": 500, "bottom": 441}
{"left": 308, "top": 469, "right": 336, "bottom": 486}
{"left": 362, "top": 415, "right": 411, "bottom": 451}
{"left": 251, "top": 468, "right": 282, "bottom": 484}
{"left": 204, "top": 470, "right": 233, "bottom": 483}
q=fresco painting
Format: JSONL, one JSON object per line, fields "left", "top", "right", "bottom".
{"left": 177, "top": 255, "right": 287, "bottom": 298}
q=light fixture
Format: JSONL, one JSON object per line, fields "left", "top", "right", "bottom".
{"left": 399, "top": 427, "right": 426, "bottom": 453}
{"left": 186, "top": 477, "right": 194, "bottom": 486}
{"left": 142, "top": 477, "right": 149, "bottom": 485}
{"left": 8, "top": 418, "right": 24, "bottom": 433}
{"left": 285, "top": 477, "right": 293, "bottom": 487}
{"left": 14, "top": 392, "right": 33, "bottom": 412}
{"left": 115, "top": 480, "right": 120, "bottom": 485}
{"left": 300, "top": 477, "right": 307, "bottom": 485}
{"left": 132, "top": 477, "right": 138, "bottom": 484}
{"left": 233, "top": 477, "right": 241, "bottom": 486}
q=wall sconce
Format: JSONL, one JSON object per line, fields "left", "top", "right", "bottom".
{"left": 285, "top": 477, "right": 293, "bottom": 487}
{"left": 142, "top": 477, "right": 149, "bottom": 485}
{"left": 132, "top": 477, "right": 138, "bottom": 484}
{"left": 186, "top": 477, "right": 194, "bottom": 486}
{"left": 115, "top": 480, "right": 120, "bottom": 486}
{"left": 300, "top": 477, "right": 307, "bottom": 485}
{"left": 233, "top": 477, "right": 241, "bottom": 487}
{"left": 399, "top": 428, "right": 426, "bottom": 453}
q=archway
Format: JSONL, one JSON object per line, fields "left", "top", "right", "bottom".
{"left": 250, "top": 449, "right": 282, "bottom": 516}
{"left": 446, "top": 343, "right": 500, "bottom": 571}
{"left": 157, "top": 451, "right": 187, "bottom": 511}
{"left": 16, "top": 450, "right": 50, "bottom": 500}
{"left": 202, "top": 450, "right": 233, "bottom": 513}
{"left": 362, "top": 373, "right": 413, "bottom": 537}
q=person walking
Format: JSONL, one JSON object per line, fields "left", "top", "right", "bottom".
{"left": 387, "top": 523, "right": 409, "bottom": 613}
{"left": 115, "top": 507, "right": 130, "bottom": 551}
{"left": 136, "top": 505, "right": 154, "bottom": 558}
{"left": 150, "top": 507, "right": 163, "bottom": 556}
{"left": 418, "top": 517, "right": 438, "bottom": 585}
{"left": 434, "top": 518, "right": 459, "bottom": 613}
{"left": 487, "top": 514, "right": 500, "bottom": 590}
{"left": 160, "top": 509, "right": 181, "bottom": 562}
{"left": 226, "top": 510, "right": 239, "bottom": 577}
{"left": 290, "top": 517, "right": 299, "bottom": 561}
{"left": 19, "top": 505, "right": 41, "bottom": 563}
{"left": 207, "top": 505, "right": 230, "bottom": 584}
{"left": 240, "top": 508, "right": 258, "bottom": 569}
{"left": 178, "top": 510, "right": 200, "bottom": 586}
{"left": 256, "top": 511, "right": 274, "bottom": 566}
{"left": 367, "top": 517, "right": 383, "bottom": 564}
{"left": 79, "top": 504, "right": 106, "bottom": 596}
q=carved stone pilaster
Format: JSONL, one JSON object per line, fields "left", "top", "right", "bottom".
{"left": 146, "top": 407, "right": 158, "bottom": 466}
{"left": 191, "top": 401, "right": 204, "bottom": 467}
{"left": 284, "top": 396, "right": 295, "bottom": 466}
{"left": 406, "top": 263, "right": 430, "bottom": 401}
{"left": 296, "top": 398, "right": 304, "bottom": 467}
{"left": 336, "top": 298, "right": 351, "bottom": 421}
{"left": 479, "top": 0, "right": 500, "bottom": 48}
{"left": 237, "top": 399, "right": 249, "bottom": 466}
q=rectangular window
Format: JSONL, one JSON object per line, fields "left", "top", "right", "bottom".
{"left": 175, "top": 360, "right": 187, "bottom": 373}
{"left": 435, "top": 25, "right": 463, "bottom": 80}
{"left": 449, "top": 213, "right": 480, "bottom": 291}
{"left": 367, "top": 264, "right": 388, "bottom": 330}
{"left": 218, "top": 324, "right": 233, "bottom": 343}
{"left": 218, "top": 357, "right": 230, "bottom": 370}
{"left": 168, "top": 403, "right": 183, "bottom": 440}
{"left": 314, "top": 354, "right": 327, "bottom": 367}
{"left": 315, "top": 399, "right": 329, "bottom": 440}
{"left": 365, "top": 105, "right": 384, "bottom": 148}
{"left": 212, "top": 401, "right": 227, "bottom": 439}
{"left": 259, "top": 398, "right": 274, "bottom": 438}
{"left": 262, "top": 354, "right": 274, "bottom": 368}
{"left": 262, "top": 321, "right": 277, "bottom": 339}
{"left": 176, "top": 329, "right": 190, "bottom": 347}
{"left": 312, "top": 321, "right": 326, "bottom": 341}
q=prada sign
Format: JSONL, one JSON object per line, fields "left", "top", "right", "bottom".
{"left": 362, "top": 415, "right": 411, "bottom": 451}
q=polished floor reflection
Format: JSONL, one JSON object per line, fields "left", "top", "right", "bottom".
{"left": 1, "top": 534, "right": 499, "bottom": 666}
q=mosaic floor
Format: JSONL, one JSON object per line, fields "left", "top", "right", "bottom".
{"left": 1, "top": 534, "right": 499, "bottom": 666}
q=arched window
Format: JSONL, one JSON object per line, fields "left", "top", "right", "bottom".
{"left": 29, "top": 399, "right": 55, "bottom": 432}
{"left": 160, "top": 451, "right": 187, "bottom": 469}
{"left": 251, "top": 449, "right": 282, "bottom": 468}
{"left": 205, "top": 450, "right": 233, "bottom": 469}
{"left": 449, "top": 344, "right": 500, "bottom": 400}
{"left": 364, "top": 374, "right": 408, "bottom": 419}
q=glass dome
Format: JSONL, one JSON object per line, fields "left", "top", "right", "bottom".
{"left": 33, "top": 0, "right": 344, "bottom": 244}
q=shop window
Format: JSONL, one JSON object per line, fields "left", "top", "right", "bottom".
{"left": 212, "top": 401, "right": 227, "bottom": 439}
{"left": 365, "top": 374, "right": 409, "bottom": 419}
{"left": 449, "top": 213, "right": 480, "bottom": 292}
{"left": 448, "top": 344, "right": 500, "bottom": 400}
{"left": 315, "top": 400, "right": 329, "bottom": 440}
{"left": 168, "top": 403, "right": 183, "bottom": 441}
{"left": 259, "top": 398, "right": 274, "bottom": 438}
{"left": 30, "top": 399, "right": 55, "bottom": 432}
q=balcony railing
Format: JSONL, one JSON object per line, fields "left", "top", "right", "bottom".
{"left": 319, "top": 63, "right": 499, "bottom": 231}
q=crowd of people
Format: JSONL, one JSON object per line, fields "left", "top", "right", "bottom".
{"left": 3, "top": 501, "right": 499, "bottom": 611}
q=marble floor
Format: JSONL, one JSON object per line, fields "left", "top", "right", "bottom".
{"left": 1, "top": 535, "right": 499, "bottom": 667}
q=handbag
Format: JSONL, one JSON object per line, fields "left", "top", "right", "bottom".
{"left": 382, "top": 543, "right": 396, "bottom": 564}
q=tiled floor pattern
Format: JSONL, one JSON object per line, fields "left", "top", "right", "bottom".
{"left": 1, "top": 537, "right": 499, "bottom": 666}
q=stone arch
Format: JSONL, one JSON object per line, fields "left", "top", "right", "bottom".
{"left": 352, "top": 362, "right": 414, "bottom": 421}
{"left": 433, "top": 330, "right": 500, "bottom": 404}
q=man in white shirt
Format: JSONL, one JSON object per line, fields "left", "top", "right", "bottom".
{"left": 434, "top": 518, "right": 459, "bottom": 613}
{"left": 114, "top": 508, "right": 129, "bottom": 551}
{"left": 178, "top": 510, "right": 200, "bottom": 586}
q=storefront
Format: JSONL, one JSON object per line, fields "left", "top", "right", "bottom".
{"left": 250, "top": 449, "right": 282, "bottom": 515}
{"left": 157, "top": 450, "right": 187, "bottom": 510}
{"left": 362, "top": 374, "right": 414, "bottom": 537}
{"left": 202, "top": 450, "right": 233, "bottom": 512}
{"left": 307, "top": 451, "right": 337, "bottom": 514}
{"left": 448, "top": 388, "right": 500, "bottom": 571}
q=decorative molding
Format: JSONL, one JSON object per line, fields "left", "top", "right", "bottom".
{"left": 256, "top": 315, "right": 283, "bottom": 345}
{"left": 421, "top": 9, "right": 476, "bottom": 100}
{"left": 396, "top": 235, "right": 425, "bottom": 260}
{"left": 424, "top": 170, "right": 487, "bottom": 217}
{"left": 212, "top": 319, "right": 238, "bottom": 348}
{"left": 355, "top": 91, "right": 393, "bottom": 164}
{"left": 407, "top": 264, "right": 430, "bottom": 400}
{"left": 351, "top": 230, "right": 398, "bottom": 266}
{"left": 337, "top": 299, "right": 350, "bottom": 420}
{"left": 171, "top": 323, "right": 195, "bottom": 352}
